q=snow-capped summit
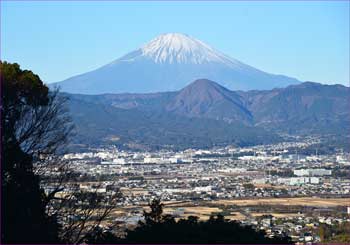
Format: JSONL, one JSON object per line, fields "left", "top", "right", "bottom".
{"left": 138, "top": 33, "right": 234, "bottom": 65}
{"left": 52, "top": 33, "right": 300, "bottom": 94}
{"left": 118, "top": 33, "right": 239, "bottom": 67}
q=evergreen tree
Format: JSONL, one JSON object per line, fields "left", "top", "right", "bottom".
{"left": 1, "top": 61, "right": 71, "bottom": 243}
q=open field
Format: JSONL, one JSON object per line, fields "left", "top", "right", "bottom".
{"left": 115, "top": 197, "right": 350, "bottom": 209}
{"left": 163, "top": 206, "right": 222, "bottom": 215}
{"left": 253, "top": 183, "right": 293, "bottom": 190}
{"left": 211, "top": 197, "right": 350, "bottom": 207}
{"left": 80, "top": 197, "right": 350, "bottom": 224}
{"left": 250, "top": 212, "right": 304, "bottom": 218}
{"left": 112, "top": 210, "right": 126, "bottom": 215}
{"left": 225, "top": 212, "right": 246, "bottom": 220}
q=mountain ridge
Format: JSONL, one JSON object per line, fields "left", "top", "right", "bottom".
{"left": 66, "top": 79, "right": 350, "bottom": 150}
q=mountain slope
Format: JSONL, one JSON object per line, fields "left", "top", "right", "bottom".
{"left": 66, "top": 80, "right": 350, "bottom": 150}
{"left": 68, "top": 96, "right": 278, "bottom": 151}
{"left": 241, "top": 82, "right": 350, "bottom": 133}
{"left": 52, "top": 33, "right": 300, "bottom": 94}
{"left": 166, "top": 79, "right": 252, "bottom": 123}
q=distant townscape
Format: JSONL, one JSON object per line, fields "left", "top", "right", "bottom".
{"left": 46, "top": 33, "right": 350, "bottom": 244}
{"left": 2, "top": 29, "right": 350, "bottom": 244}
{"left": 43, "top": 136, "right": 350, "bottom": 243}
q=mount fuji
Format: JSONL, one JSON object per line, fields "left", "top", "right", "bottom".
{"left": 52, "top": 33, "right": 301, "bottom": 94}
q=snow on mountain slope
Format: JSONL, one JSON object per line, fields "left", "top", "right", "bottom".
{"left": 140, "top": 33, "right": 234, "bottom": 65}
{"left": 52, "top": 33, "right": 301, "bottom": 94}
{"left": 110, "top": 33, "right": 244, "bottom": 68}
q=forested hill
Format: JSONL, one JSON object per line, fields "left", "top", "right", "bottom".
{"left": 66, "top": 79, "right": 350, "bottom": 150}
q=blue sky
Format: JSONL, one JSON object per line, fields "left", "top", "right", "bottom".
{"left": 1, "top": 1, "right": 349, "bottom": 85}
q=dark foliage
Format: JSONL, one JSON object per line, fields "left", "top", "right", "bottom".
{"left": 88, "top": 199, "right": 292, "bottom": 244}
{"left": 1, "top": 61, "right": 72, "bottom": 243}
{"left": 122, "top": 215, "right": 292, "bottom": 244}
{"left": 318, "top": 221, "right": 350, "bottom": 243}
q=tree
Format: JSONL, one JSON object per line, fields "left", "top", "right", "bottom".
{"left": 143, "top": 198, "right": 164, "bottom": 224}
{"left": 58, "top": 189, "right": 120, "bottom": 244}
{"left": 1, "top": 61, "right": 72, "bottom": 243}
{"left": 318, "top": 222, "right": 350, "bottom": 243}
{"left": 319, "top": 224, "right": 326, "bottom": 242}
{"left": 91, "top": 198, "right": 292, "bottom": 244}
{"left": 243, "top": 183, "right": 255, "bottom": 190}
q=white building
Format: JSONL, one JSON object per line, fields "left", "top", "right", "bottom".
{"left": 252, "top": 178, "right": 266, "bottom": 184}
{"left": 277, "top": 177, "right": 320, "bottom": 185}
{"left": 113, "top": 158, "right": 126, "bottom": 164}
{"left": 194, "top": 186, "right": 212, "bottom": 193}
{"left": 169, "top": 157, "right": 182, "bottom": 163}
{"left": 294, "top": 168, "right": 331, "bottom": 177}
{"left": 144, "top": 157, "right": 163, "bottom": 164}
{"left": 101, "top": 158, "right": 126, "bottom": 165}
{"left": 291, "top": 177, "right": 320, "bottom": 185}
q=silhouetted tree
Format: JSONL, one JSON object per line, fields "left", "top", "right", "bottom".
{"left": 1, "top": 61, "right": 72, "bottom": 243}
{"left": 144, "top": 198, "right": 164, "bottom": 224}
{"left": 90, "top": 198, "right": 292, "bottom": 244}
{"left": 58, "top": 188, "right": 120, "bottom": 244}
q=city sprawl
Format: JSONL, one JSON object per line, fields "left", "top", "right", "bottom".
{"left": 41, "top": 136, "right": 350, "bottom": 244}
